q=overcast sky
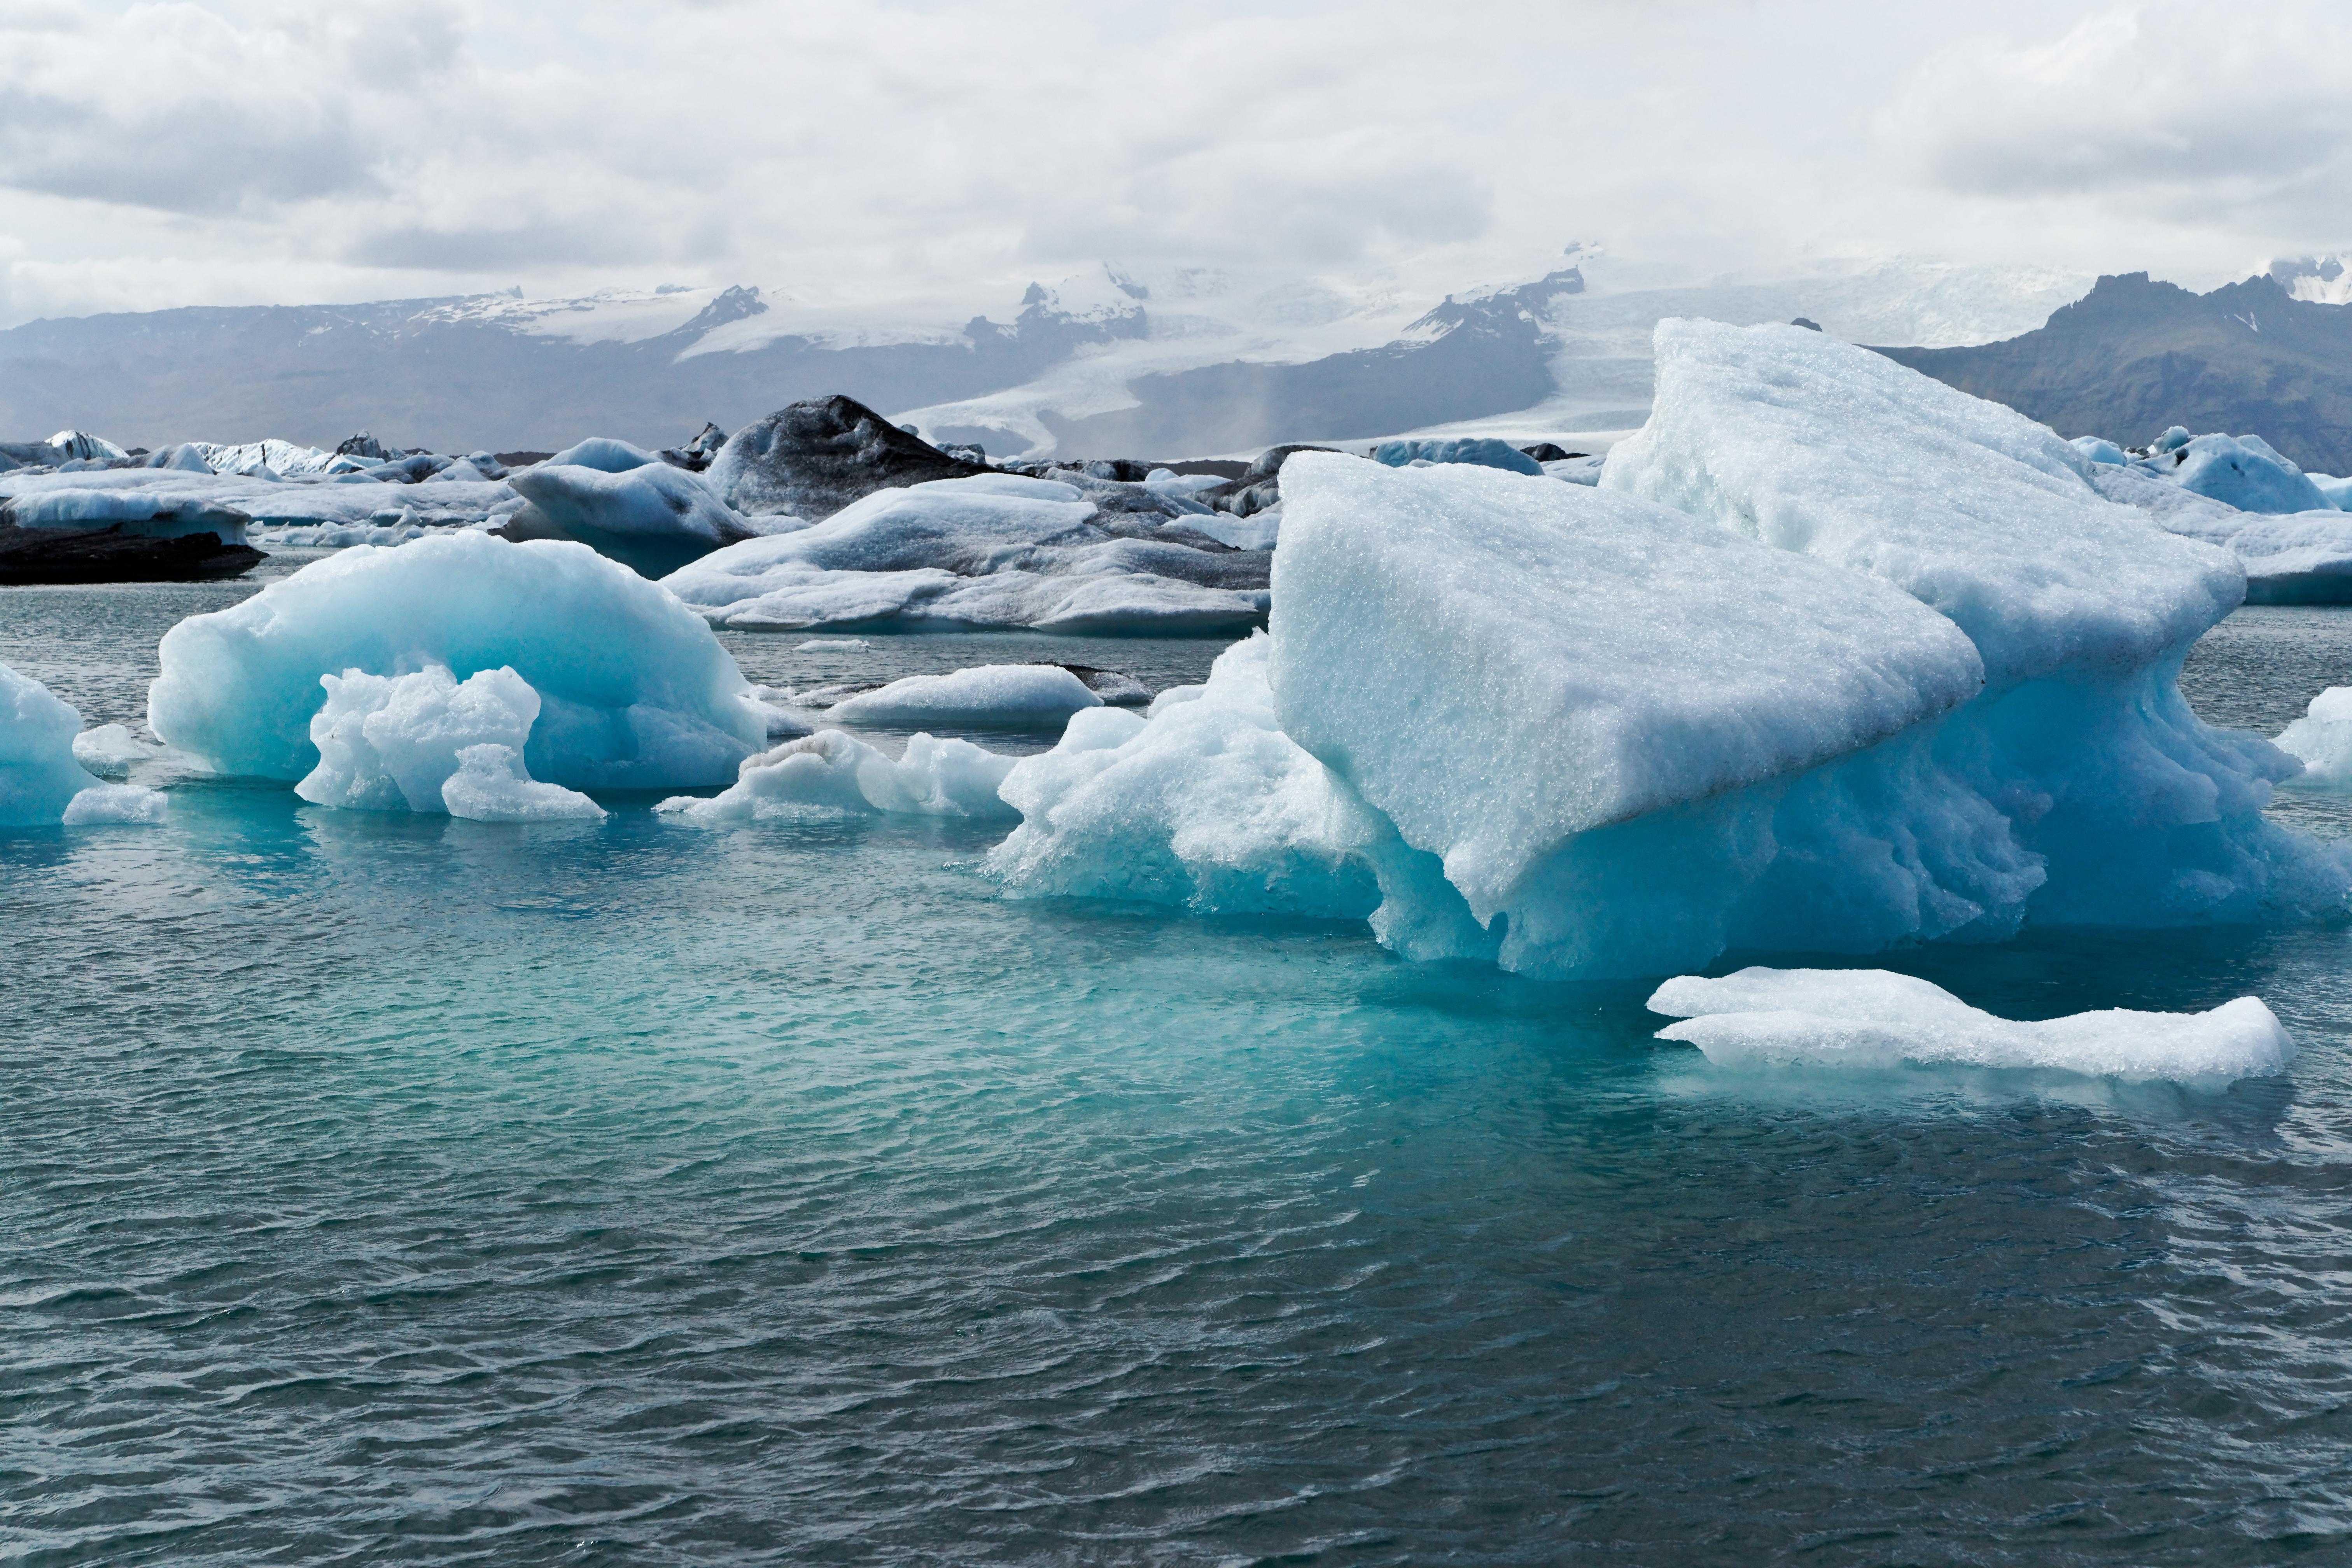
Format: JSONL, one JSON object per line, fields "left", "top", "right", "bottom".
{"left": 0, "top": 0, "right": 2345, "bottom": 327}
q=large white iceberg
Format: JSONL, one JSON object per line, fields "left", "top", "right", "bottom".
{"left": 992, "top": 324, "right": 2345, "bottom": 980}
{"left": 659, "top": 729, "right": 1016, "bottom": 823}
{"left": 294, "top": 665, "right": 603, "bottom": 820}
{"left": 1649, "top": 966, "right": 2292, "bottom": 1084}
{"left": 662, "top": 474, "right": 1269, "bottom": 634}
{"left": 0, "top": 467, "right": 521, "bottom": 535}
{"left": 2, "top": 662, "right": 166, "bottom": 826}
{"left": 149, "top": 532, "right": 766, "bottom": 789}
{"left": 1, "top": 487, "right": 252, "bottom": 541}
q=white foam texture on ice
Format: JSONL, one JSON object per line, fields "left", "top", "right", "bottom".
{"left": 2, "top": 662, "right": 166, "bottom": 826}
{"left": 1649, "top": 966, "right": 2293, "bottom": 1084}
{"left": 828, "top": 665, "right": 1102, "bottom": 728}
{"left": 149, "top": 531, "right": 766, "bottom": 789}
{"left": 659, "top": 729, "right": 1016, "bottom": 823}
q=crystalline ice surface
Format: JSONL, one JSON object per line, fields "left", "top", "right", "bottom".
{"left": 829, "top": 665, "right": 1102, "bottom": 729}
{"left": 659, "top": 729, "right": 1017, "bottom": 823}
{"left": 2172, "top": 434, "right": 2332, "bottom": 514}
{"left": 2, "top": 661, "right": 165, "bottom": 826}
{"left": 1649, "top": 966, "right": 2292, "bottom": 1084}
{"left": 149, "top": 532, "right": 765, "bottom": 789}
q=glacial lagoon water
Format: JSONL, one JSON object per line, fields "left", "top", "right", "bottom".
{"left": 6, "top": 573, "right": 2352, "bottom": 1565}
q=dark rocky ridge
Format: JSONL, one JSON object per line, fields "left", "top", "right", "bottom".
{"left": 0, "top": 525, "right": 262, "bottom": 584}
{"left": 1875, "top": 273, "right": 2352, "bottom": 475}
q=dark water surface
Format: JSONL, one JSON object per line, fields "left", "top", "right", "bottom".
{"left": 6, "top": 590, "right": 2352, "bottom": 1565}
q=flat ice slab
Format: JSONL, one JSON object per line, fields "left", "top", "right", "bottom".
{"left": 828, "top": 666, "right": 1102, "bottom": 729}
{"left": 1650, "top": 966, "right": 2293, "bottom": 1083}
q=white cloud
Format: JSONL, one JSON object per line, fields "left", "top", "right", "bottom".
{"left": 0, "top": 0, "right": 2344, "bottom": 329}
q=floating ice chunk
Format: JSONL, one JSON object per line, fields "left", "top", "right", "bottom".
{"left": 1542, "top": 455, "right": 1606, "bottom": 485}
{"left": 70, "top": 723, "right": 159, "bottom": 777}
{"left": 1648, "top": 966, "right": 2293, "bottom": 1084}
{"left": 794, "top": 637, "right": 870, "bottom": 651}
{"left": 61, "top": 783, "right": 169, "bottom": 824}
{"left": 2274, "top": 687, "right": 2352, "bottom": 784}
{"left": 47, "top": 430, "right": 128, "bottom": 463}
{"left": 1604, "top": 319, "right": 2240, "bottom": 688}
{"left": 546, "top": 437, "right": 656, "bottom": 473}
{"left": 659, "top": 729, "right": 1015, "bottom": 823}
{"left": 506, "top": 459, "right": 749, "bottom": 577}
{"left": 2071, "top": 436, "right": 2128, "bottom": 465}
{"left": 989, "top": 635, "right": 1394, "bottom": 917}
{"left": 2171, "top": 434, "right": 2331, "bottom": 514}
{"left": 2312, "top": 473, "right": 2352, "bottom": 511}
{"left": 1, "top": 488, "right": 252, "bottom": 541}
{"left": 441, "top": 743, "right": 606, "bottom": 822}
{"left": 424, "top": 459, "right": 491, "bottom": 485}
{"left": 149, "top": 532, "right": 765, "bottom": 789}
{"left": 196, "top": 439, "right": 334, "bottom": 478}
{"left": 1189, "top": 506, "right": 1282, "bottom": 550}
{"left": 144, "top": 444, "right": 214, "bottom": 473}
{"left": 2, "top": 662, "right": 164, "bottom": 826}
{"left": 1373, "top": 438, "right": 1544, "bottom": 475}
{"left": 2090, "top": 465, "right": 2352, "bottom": 603}
{"left": 829, "top": 665, "right": 1102, "bottom": 728}
{"left": 296, "top": 665, "right": 541, "bottom": 812}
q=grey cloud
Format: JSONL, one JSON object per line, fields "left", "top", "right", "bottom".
{"left": 0, "top": 86, "right": 381, "bottom": 212}
{"left": 345, "top": 220, "right": 665, "bottom": 271}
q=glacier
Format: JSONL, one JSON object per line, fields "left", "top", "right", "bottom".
{"left": 149, "top": 532, "right": 766, "bottom": 789}
{"left": 1649, "top": 966, "right": 2292, "bottom": 1084}
{"left": 991, "top": 322, "right": 2349, "bottom": 980}
{"left": 2, "top": 661, "right": 166, "bottom": 827}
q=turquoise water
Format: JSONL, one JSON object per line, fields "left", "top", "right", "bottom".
{"left": 7, "top": 585, "right": 2352, "bottom": 1564}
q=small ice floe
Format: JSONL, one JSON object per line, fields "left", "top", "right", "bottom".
{"left": 2274, "top": 688, "right": 2352, "bottom": 783}
{"left": 658, "top": 730, "right": 1015, "bottom": 823}
{"left": 2, "top": 663, "right": 166, "bottom": 826}
{"left": 828, "top": 665, "right": 1102, "bottom": 728}
{"left": 793, "top": 637, "right": 870, "bottom": 651}
{"left": 1648, "top": 966, "right": 2293, "bottom": 1085}
{"left": 70, "top": 723, "right": 162, "bottom": 777}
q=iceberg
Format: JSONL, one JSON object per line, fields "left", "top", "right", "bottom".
{"left": 545, "top": 438, "right": 658, "bottom": 473}
{"left": 2070, "top": 436, "right": 2128, "bottom": 465}
{"left": 661, "top": 474, "right": 1269, "bottom": 634}
{"left": 1649, "top": 966, "right": 2292, "bottom": 1084}
{"left": 989, "top": 636, "right": 1396, "bottom": 919}
{"left": 149, "top": 532, "right": 766, "bottom": 789}
{"left": 505, "top": 458, "right": 755, "bottom": 577}
{"left": 2274, "top": 688, "right": 2352, "bottom": 784}
{"left": 991, "top": 324, "right": 2345, "bottom": 981}
{"left": 828, "top": 665, "right": 1102, "bottom": 728}
{"left": 2088, "top": 464, "right": 2352, "bottom": 604}
{"left": 2, "top": 487, "right": 252, "bottom": 541}
{"left": 294, "top": 665, "right": 598, "bottom": 821}
{"left": 70, "top": 723, "right": 160, "bottom": 777}
{"left": 2, "top": 662, "right": 166, "bottom": 826}
{"left": 2170, "top": 434, "right": 2332, "bottom": 514}
{"left": 1373, "top": 438, "right": 1544, "bottom": 476}
{"left": 659, "top": 729, "right": 1016, "bottom": 823}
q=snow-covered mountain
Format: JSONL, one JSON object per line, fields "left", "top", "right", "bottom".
{"left": 0, "top": 256, "right": 2085, "bottom": 459}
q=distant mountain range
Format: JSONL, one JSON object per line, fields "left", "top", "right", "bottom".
{"left": 1877, "top": 267, "right": 2352, "bottom": 476}
{"left": 0, "top": 258, "right": 2090, "bottom": 460}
